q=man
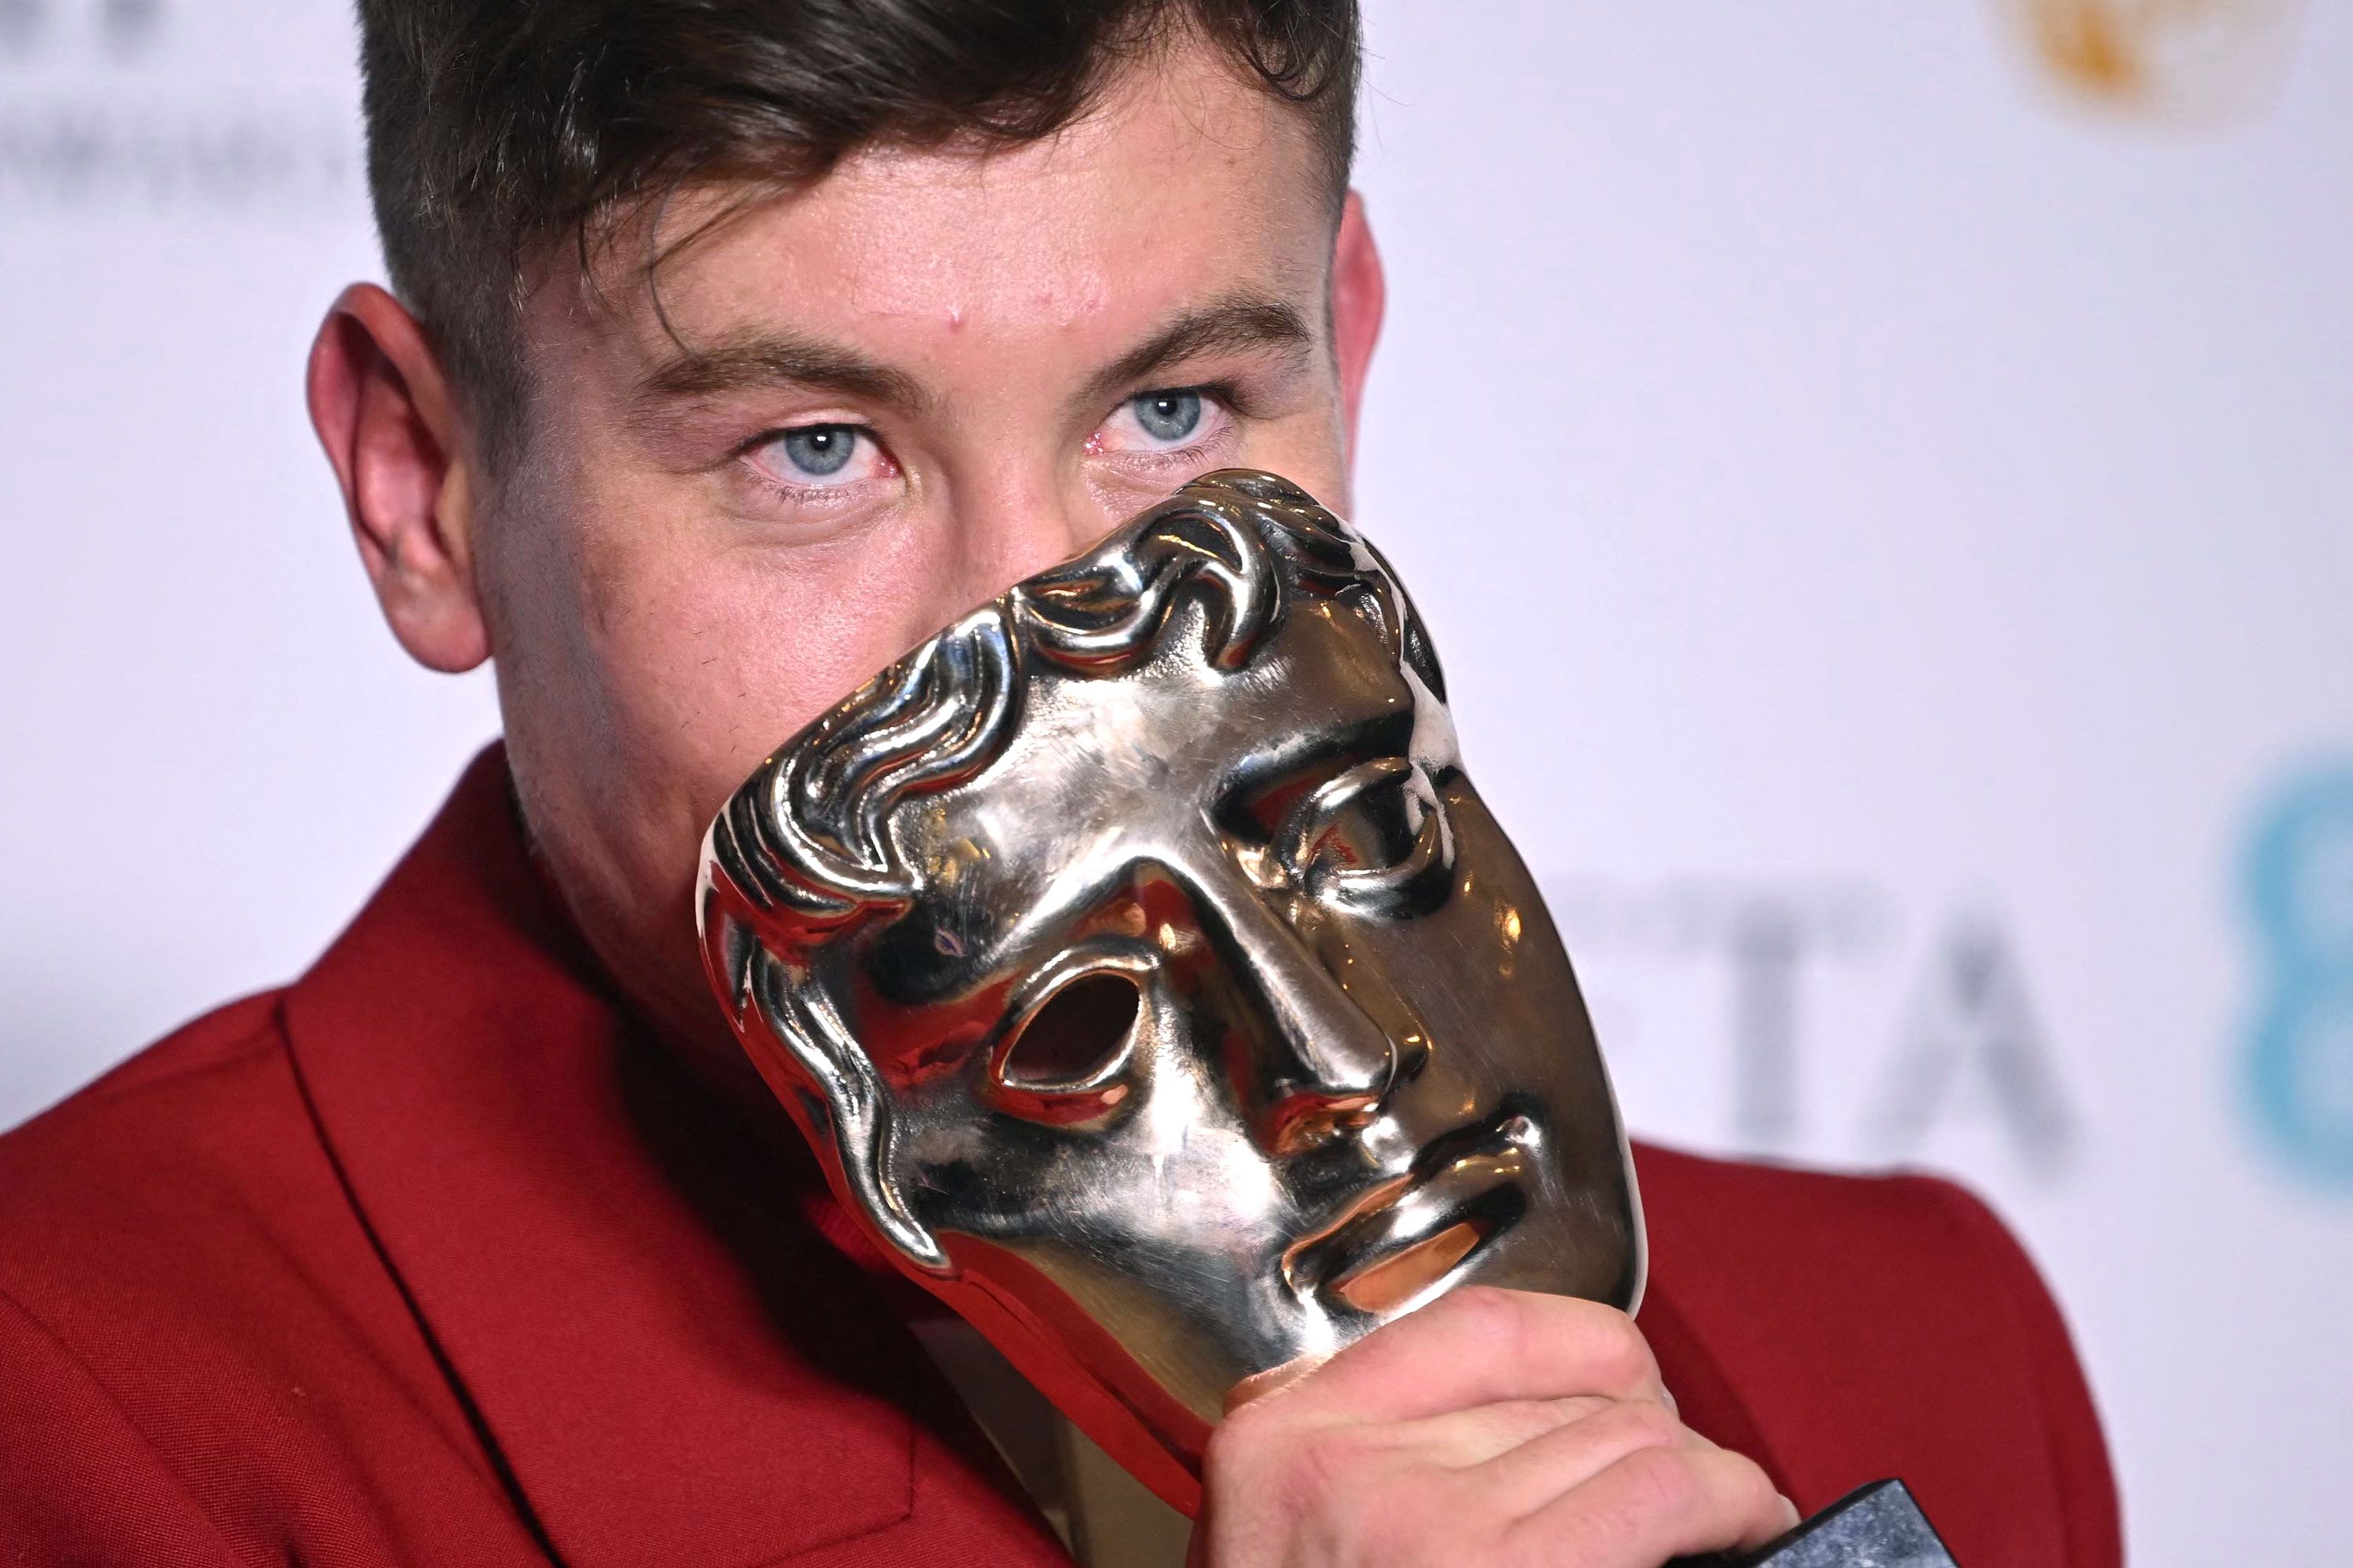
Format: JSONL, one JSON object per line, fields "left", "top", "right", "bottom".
{"left": 0, "top": 3, "right": 2121, "bottom": 1566}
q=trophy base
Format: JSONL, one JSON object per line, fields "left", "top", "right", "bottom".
{"left": 1676, "top": 1479, "right": 1959, "bottom": 1567}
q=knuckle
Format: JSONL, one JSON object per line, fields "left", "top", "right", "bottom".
{"left": 1722, "top": 1450, "right": 1784, "bottom": 1517}
{"left": 1601, "top": 1397, "right": 1682, "bottom": 1452}
{"left": 1614, "top": 1442, "right": 1703, "bottom": 1519}
{"left": 1588, "top": 1308, "right": 1659, "bottom": 1388}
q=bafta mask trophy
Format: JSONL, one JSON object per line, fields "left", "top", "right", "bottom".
{"left": 697, "top": 471, "right": 1955, "bottom": 1566}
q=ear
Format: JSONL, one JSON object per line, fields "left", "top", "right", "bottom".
{"left": 305, "top": 283, "right": 491, "bottom": 673}
{"left": 1329, "top": 191, "right": 1386, "bottom": 463}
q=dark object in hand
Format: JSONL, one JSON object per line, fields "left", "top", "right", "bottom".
{"left": 1677, "top": 1479, "right": 1959, "bottom": 1567}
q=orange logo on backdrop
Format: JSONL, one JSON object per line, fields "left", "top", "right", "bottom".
{"left": 2002, "top": 0, "right": 2303, "bottom": 119}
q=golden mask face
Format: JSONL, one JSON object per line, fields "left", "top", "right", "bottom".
{"left": 699, "top": 471, "right": 1642, "bottom": 1509}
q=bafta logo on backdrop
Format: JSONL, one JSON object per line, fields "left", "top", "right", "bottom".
{"left": 1998, "top": 0, "right": 2307, "bottom": 123}
{"left": 1543, "top": 879, "right": 2083, "bottom": 1180}
{"left": 2242, "top": 765, "right": 2353, "bottom": 1188}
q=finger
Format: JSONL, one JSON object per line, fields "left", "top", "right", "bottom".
{"left": 1275, "top": 1287, "right": 1665, "bottom": 1425}
{"left": 1369, "top": 1394, "right": 1617, "bottom": 1470}
{"left": 1467, "top": 1395, "right": 1700, "bottom": 1519}
{"left": 1501, "top": 1444, "right": 1801, "bottom": 1567}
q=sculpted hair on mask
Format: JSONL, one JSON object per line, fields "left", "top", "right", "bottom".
{"left": 705, "top": 471, "right": 1435, "bottom": 942}
{"left": 354, "top": 0, "right": 1362, "bottom": 469}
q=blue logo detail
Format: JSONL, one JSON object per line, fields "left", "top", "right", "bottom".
{"left": 2243, "top": 766, "right": 2353, "bottom": 1185}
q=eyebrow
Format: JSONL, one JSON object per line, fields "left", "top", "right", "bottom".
{"left": 1087, "top": 297, "right": 1317, "bottom": 402}
{"left": 627, "top": 293, "right": 1316, "bottom": 427}
{"left": 631, "top": 327, "right": 929, "bottom": 416}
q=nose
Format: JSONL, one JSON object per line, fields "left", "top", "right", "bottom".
{"left": 942, "top": 460, "right": 1119, "bottom": 609}
{"left": 1162, "top": 860, "right": 1398, "bottom": 1155}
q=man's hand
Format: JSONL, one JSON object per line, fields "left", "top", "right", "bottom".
{"left": 1190, "top": 1287, "right": 1798, "bottom": 1568}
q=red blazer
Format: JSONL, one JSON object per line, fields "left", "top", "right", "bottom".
{"left": 0, "top": 751, "right": 2121, "bottom": 1566}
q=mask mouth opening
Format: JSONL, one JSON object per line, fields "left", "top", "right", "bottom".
{"left": 1326, "top": 1217, "right": 1493, "bottom": 1315}
{"left": 1279, "top": 1109, "right": 1540, "bottom": 1317}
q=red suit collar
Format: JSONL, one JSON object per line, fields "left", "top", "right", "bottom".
{"left": 279, "top": 745, "right": 1774, "bottom": 1562}
{"left": 282, "top": 746, "right": 1063, "bottom": 1567}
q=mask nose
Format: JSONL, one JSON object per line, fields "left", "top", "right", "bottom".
{"left": 1164, "top": 861, "right": 1398, "bottom": 1155}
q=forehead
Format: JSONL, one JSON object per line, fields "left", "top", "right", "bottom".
{"left": 558, "top": 40, "right": 1332, "bottom": 371}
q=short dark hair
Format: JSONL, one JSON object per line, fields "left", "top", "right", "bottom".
{"left": 355, "top": 0, "right": 1363, "bottom": 467}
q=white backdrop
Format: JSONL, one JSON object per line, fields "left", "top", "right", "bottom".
{"left": 4, "top": 2, "right": 2348, "bottom": 1559}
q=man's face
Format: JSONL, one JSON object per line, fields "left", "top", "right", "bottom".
{"left": 717, "top": 505, "right": 1639, "bottom": 1457}
{"left": 477, "top": 43, "right": 1362, "bottom": 1053}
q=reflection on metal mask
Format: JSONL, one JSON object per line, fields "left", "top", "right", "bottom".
{"left": 697, "top": 470, "right": 1643, "bottom": 1512}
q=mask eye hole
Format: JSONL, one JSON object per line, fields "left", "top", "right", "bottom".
{"left": 999, "top": 971, "right": 1142, "bottom": 1090}
{"left": 1271, "top": 758, "right": 1456, "bottom": 914}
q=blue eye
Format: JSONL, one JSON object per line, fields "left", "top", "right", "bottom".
{"left": 779, "top": 425, "right": 858, "bottom": 477}
{"left": 1131, "top": 390, "right": 1202, "bottom": 444}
